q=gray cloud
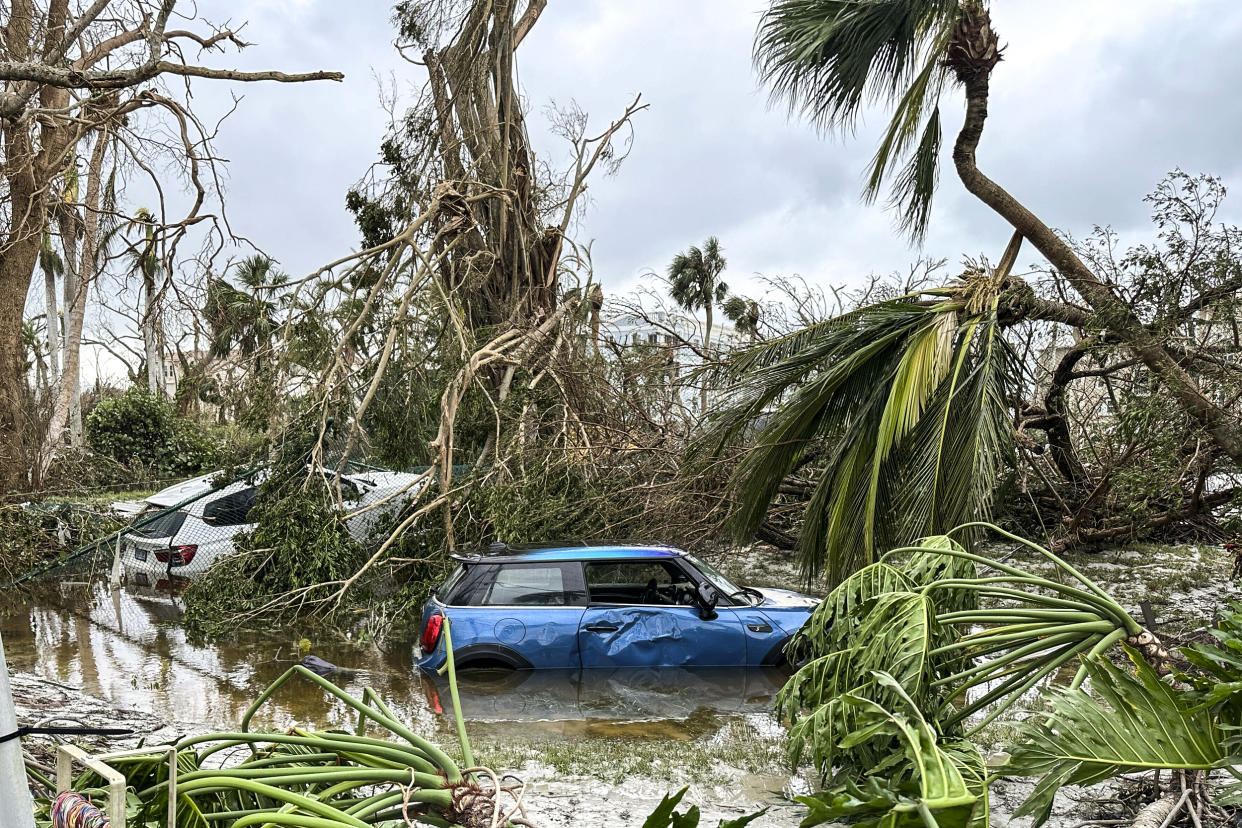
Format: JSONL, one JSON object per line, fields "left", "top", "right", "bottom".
{"left": 192, "top": 0, "right": 1242, "bottom": 303}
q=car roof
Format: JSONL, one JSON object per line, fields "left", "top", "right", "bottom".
{"left": 452, "top": 543, "right": 687, "bottom": 564}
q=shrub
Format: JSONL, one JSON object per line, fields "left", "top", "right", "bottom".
{"left": 85, "top": 388, "right": 218, "bottom": 475}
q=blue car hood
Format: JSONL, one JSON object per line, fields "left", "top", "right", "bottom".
{"left": 754, "top": 587, "right": 819, "bottom": 636}
{"left": 754, "top": 587, "right": 819, "bottom": 609}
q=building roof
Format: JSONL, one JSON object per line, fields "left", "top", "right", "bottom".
{"left": 452, "top": 543, "right": 685, "bottom": 564}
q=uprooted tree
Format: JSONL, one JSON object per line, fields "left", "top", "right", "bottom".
{"left": 180, "top": 0, "right": 747, "bottom": 633}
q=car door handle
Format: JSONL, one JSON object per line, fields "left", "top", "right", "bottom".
{"left": 746, "top": 622, "right": 773, "bottom": 633}
{"left": 584, "top": 623, "right": 619, "bottom": 633}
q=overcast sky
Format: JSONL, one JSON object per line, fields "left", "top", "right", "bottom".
{"left": 188, "top": 0, "right": 1242, "bottom": 307}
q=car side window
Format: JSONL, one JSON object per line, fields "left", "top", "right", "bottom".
{"left": 585, "top": 560, "right": 693, "bottom": 605}
{"left": 483, "top": 564, "right": 584, "bottom": 606}
{"left": 202, "top": 487, "right": 258, "bottom": 527}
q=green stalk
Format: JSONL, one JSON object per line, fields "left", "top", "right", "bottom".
{"left": 166, "top": 766, "right": 444, "bottom": 790}
{"left": 937, "top": 608, "right": 1100, "bottom": 624}
{"left": 951, "top": 636, "right": 1099, "bottom": 730}
{"left": 231, "top": 753, "right": 341, "bottom": 770}
{"left": 238, "top": 665, "right": 462, "bottom": 782}
{"left": 1068, "top": 628, "right": 1128, "bottom": 690}
{"left": 932, "top": 625, "right": 1111, "bottom": 687}
{"left": 169, "top": 777, "right": 377, "bottom": 827}
{"left": 947, "top": 521, "right": 1135, "bottom": 620}
{"left": 435, "top": 617, "right": 476, "bottom": 769}
{"left": 287, "top": 729, "right": 440, "bottom": 773}
{"left": 189, "top": 733, "right": 435, "bottom": 772}
{"left": 928, "top": 575, "right": 1118, "bottom": 614}
{"left": 921, "top": 582, "right": 1096, "bottom": 612}
{"left": 935, "top": 620, "right": 1114, "bottom": 655}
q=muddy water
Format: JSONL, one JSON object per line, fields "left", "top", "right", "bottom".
{"left": 1, "top": 582, "right": 805, "bottom": 825}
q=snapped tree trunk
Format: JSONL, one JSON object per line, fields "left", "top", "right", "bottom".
{"left": 42, "top": 246, "right": 60, "bottom": 390}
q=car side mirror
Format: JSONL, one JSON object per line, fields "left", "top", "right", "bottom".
{"left": 695, "top": 582, "right": 719, "bottom": 620}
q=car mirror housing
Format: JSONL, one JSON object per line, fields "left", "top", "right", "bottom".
{"left": 695, "top": 582, "right": 719, "bottom": 620}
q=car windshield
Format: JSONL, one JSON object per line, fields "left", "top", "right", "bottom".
{"left": 684, "top": 553, "right": 749, "bottom": 603}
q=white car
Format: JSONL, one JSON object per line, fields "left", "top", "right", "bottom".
{"left": 120, "top": 468, "right": 426, "bottom": 589}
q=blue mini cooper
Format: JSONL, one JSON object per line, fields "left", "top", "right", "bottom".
{"left": 415, "top": 544, "right": 820, "bottom": 671}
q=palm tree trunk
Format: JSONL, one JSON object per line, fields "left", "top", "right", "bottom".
{"left": 951, "top": 68, "right": 1242, "bottom": 465}
{"left": 45, "top": 132, "right": 106, "bottom": 465}
{"left": 701, "top": 301, "right": 713, "bottom": 414}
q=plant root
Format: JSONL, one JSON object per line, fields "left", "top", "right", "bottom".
{"left": 435, "top": 767, "right": 536, "bottom": 828}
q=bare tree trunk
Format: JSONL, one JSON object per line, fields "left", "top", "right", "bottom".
{"left": 142, "top": 268, "right": 167, "bottom": 397}
{"left": 948, "top": 9, "right": 1242, "bottom": 465}
{"left": 44, "top": 131, "right": 106, "bottom": 467}
{"left": 57, "top": 209, "right": 82, "bottom": 446}
{"left": 42, "top": 248, "right": 60, "bottom": 390}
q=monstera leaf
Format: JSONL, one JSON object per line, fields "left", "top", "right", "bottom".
{"left": 787, "top": 561, "right": 916, "bottom": 660}
{"left": 1004, "top": 647, "right": 1226, "bottom": 828}
{"left": 797, "top": 673, "right": 984, "bottom": 828}
{"left": 894, "top": 534, "right": 979, "bottom": 615}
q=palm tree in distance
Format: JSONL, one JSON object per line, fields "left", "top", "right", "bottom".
{"left": 126, "top": 207, "right": 168, "bottom": 397}
{"left": 722, "top": 294, "right": 760, "bottom": 343}
{"left": 203, "top": 254, "right": 286, "bottom": 371}
{"left": 668, "top": 236, "right": 728, "bottom": 414}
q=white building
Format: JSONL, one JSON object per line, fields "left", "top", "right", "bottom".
{"left": 598, "top": 309, "right": 747, "bottom": 414}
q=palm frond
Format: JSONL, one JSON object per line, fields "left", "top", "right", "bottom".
{"left": 755, "top": 0, "right": 960, "bottom": 239}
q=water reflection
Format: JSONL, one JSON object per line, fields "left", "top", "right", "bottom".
{"left": 0, "top": 583, "right": 788, "bottom": 743}
{"left": 434, "top": 666, "right": 787, "bottom": 723}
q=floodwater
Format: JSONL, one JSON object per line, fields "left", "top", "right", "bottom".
{"left": 1, "top": 581, "right": 806, "bottom": 825}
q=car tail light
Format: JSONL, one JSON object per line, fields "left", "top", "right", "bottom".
{"left": 155, "top": 545, "right": 197, "bottom": 566}
{"left": 420, "top": 614, "right": 444, "bottom": 653}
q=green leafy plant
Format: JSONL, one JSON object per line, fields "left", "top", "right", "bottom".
{"left": 86, "top": 387, "right": 218, "bottom": 475}
{"left": 783, "top": 525, "right": 1242, "bottom": 828}
{"left": 1003, "top": 649, "right": 1226, "bottom": 825}
{"left": 37, "top": 620, "right": 530, "bottom": 827}
{"left": 780, "top": 523, "right": 1157, "bottom": 827}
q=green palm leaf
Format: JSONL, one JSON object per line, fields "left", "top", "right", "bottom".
{"left": 701, "top": 287, "right": 1014, "bottom": 586}
{"left": 1004, "top": 647, "right": 1226, "bottom": 828}
{"left": 755, "top": 0, "right": 961, "bottom": 239}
